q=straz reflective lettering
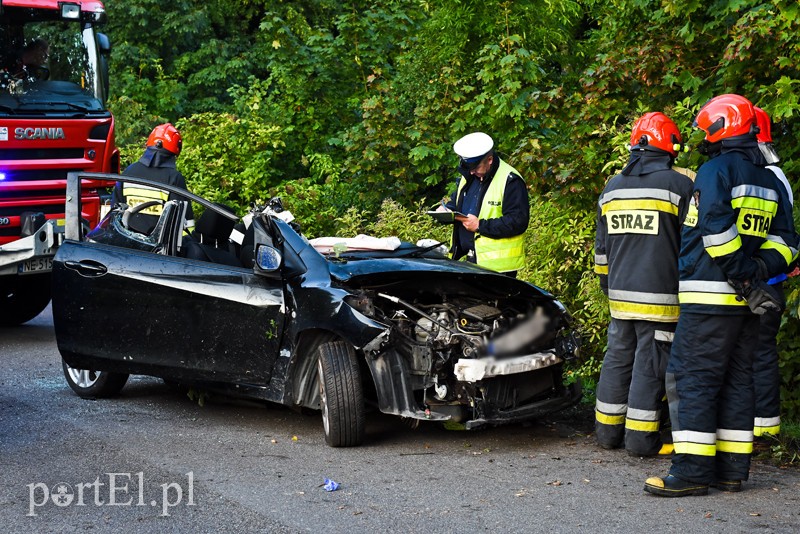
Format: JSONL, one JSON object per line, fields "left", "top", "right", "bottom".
{"left": 607, "top": 209, "right": 659, "bottom": 235}
{"left": 127, "top": 198, "right": 163, "bottom": 216}
{"left": 738, "top": 209, "right": 771, "bottom": 237}
{"left": 683, "top": 204, "right": 698, "bottom": 227}
{"left": 14, "top": 127, "right": 66, "bottom": 140}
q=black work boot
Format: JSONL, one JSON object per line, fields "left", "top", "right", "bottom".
{"left": 644, "top": 474, "right": 708, "bottom": 497}
{"left": 712, "top": 480, "right": 743, "bottom": 492}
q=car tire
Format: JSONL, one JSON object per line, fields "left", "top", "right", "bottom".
{"left": 317, "top": 340, "right": 365, "bottom": 447}
{"left": 62, "top": 359, "right": 129, "bottom": 399}
{"left": 0, "top": 273, "right": 51, "bottom": 326}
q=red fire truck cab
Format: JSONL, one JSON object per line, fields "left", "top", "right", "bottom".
{"left": 0, "top": 0, "right": 118, "bottom": 325}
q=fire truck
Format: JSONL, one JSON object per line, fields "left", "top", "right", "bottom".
{"left": 0, "top": 0, "right": 118, "bottom": 325}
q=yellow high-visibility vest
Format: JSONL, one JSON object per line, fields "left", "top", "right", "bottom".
{"left": 122, "top": 184, "right": 168, "bottom": 215}
{"left": 455, "top": 159, "right": 525, "bottom": 272}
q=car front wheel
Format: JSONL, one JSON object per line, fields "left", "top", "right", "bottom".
{"left": 62, "top": 360, "right": 129, "bottom": 399}
{"left": 317, "top": 340, "right": 365, "bottom": 447}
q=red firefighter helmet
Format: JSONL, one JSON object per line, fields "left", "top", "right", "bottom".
{"left": 693, "top": 94, "right": 756, "bottom": 144}
{"left": 753, "top": 106, "right": 772, "bottom": 143}
{"left": 630, "top": 112, "right": 683, "bottom": 157}
{"left": 754, "top": 106, "right": 780, "bottom": 164}
{"left": 146, "top": 123, "right": 182, "bottom": 155}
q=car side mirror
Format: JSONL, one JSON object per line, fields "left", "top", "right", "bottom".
{"left": 255, "top": 244, "right": 282, "bottom": 272}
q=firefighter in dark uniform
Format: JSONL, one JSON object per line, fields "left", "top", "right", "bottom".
{"left": 751, "top": 106, "right": 799, "bottom": 439}
{"left": 441, "top": 132, "right": 529, "bottom": 277}
{"left": 594, "top": 112, "right": 695, "bottom": 457}
{"left": 645, "top": 94, "right": 798, "bottom": 497}
{"left": 112, "top": 123, "right": 195, "bottom": 235}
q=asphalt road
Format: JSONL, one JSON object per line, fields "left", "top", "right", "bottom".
{"left": 1, "top": 306, "right": 799, "bottom": 533}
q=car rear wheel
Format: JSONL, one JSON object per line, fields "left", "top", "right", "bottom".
{"left": 62, "top": 360, "right": 129, "bottom": 399}
{"left": 317, "top": 340, "right": 365, "bottom": 447}
{"left": 0, "top": 273, "right": 51, "bottom": 326}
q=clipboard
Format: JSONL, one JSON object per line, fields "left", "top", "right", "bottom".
{"left": 427, "top": 209, "right": 466, "bottom": 223}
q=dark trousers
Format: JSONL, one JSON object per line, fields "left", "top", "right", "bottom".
{"left": 667, "top": 312, "right": 759, "bottom": 484}
{"left": 753, "top": 283, "right": 784, "bottom": 436}
{"left": 596, "top": 318, "right": 674, "bottom": 455}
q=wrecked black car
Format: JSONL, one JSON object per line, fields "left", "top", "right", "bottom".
{"left": 53, "top": 172, "right": 581, "bottom": 447}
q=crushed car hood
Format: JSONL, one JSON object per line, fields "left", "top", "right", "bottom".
{"left": 326, "top": 257, "right": 555, "bottom": 301}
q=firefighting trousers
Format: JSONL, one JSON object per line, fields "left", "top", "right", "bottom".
{"left": 595, "top": 318, "right": 674, "bottom": 456}
{"left": 753, "top": 283, "right": 785, "bottom": 437}
{"left": 667, "top": 312, "right": 759, "bottom": 484}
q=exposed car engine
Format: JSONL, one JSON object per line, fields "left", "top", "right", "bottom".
{"left": 346, "top": 283, "right": 579, "bottom": 426}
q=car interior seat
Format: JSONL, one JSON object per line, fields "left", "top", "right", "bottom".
{"left": 183, "top": 204, "right": 242, "bottom": 267}
{"left": 193, "top": 205, "right": 236, "bottom": 249}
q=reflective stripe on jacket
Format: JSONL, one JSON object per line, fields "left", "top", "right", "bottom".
{"left": 121, "top": 184, "right": 169, "bottom": 215}
{"left": 114, "top": 153, "right": 196, "bottom": 230}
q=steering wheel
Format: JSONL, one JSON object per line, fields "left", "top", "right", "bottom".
{"left": 15, "top": 65, "right": 49, "bottom": 83}
{"left": 122, "top": 200, "right": 162, "bottom": 230}
{"left": 32, "top": 65, "right": 49, "bottom": 81}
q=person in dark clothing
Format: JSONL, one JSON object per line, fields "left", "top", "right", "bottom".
{"left": 751, "top": 106, "right": 799, "bottom": 440}
{"left": 112, "top": 123, "right": 195, "bottom": 235}
{"left": 20, "top": 38, "right": 49, "bottom": 80}
{"left": 644, "top": 94, "right": 797, "bottom": 498}
{"left": 3, "top": 38, "right": 50, "bottom": 86}
{"left": 594, "top": 112, "right": 694, "bottom": 457}
{"left": 440, "top": 132, "right": 529, "bottom": 276}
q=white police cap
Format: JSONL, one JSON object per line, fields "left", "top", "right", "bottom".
{"left": 453, "top": 132, "right": 494, "bottom": 162}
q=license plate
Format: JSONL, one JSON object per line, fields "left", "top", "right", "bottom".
{"left": 19, "top": 257, "right": 53, "bottom": 274}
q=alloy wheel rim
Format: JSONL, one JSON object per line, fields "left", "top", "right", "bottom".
{"left": 317, "top": 360, "right": 329, "bottom": 435}
{"left": 67, "top": 366, "right": 99, "bottom": 388}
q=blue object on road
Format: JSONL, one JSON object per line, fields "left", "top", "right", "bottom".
{"left": 323, "top": 478, "right": 340, "bottom": 491}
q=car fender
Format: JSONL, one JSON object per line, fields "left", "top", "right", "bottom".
{"left": 288, "top": 285, "right": 389, "bottom": 349}
{"left": 362, "top": 347, "right": 449, "bottom": 421}
{"left": 277, "top": 285, "right": 389, "bottom": 408}
{"left": 284, "top": 327, "right": 444, "bottom": 423}
{"left": 282, "top": 287, "right": 446, "bottom": 420}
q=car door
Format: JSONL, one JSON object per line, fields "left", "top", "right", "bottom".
{"left": 53, "top": 238, "right": 286, "bottom": 385}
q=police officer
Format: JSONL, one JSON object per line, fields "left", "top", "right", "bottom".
{"left": 752, "top": 106, "right": 798, "bottom": 439}
{"left": 594, "top": 112, "right": 694, "bottom": 457}
{"left": 113, "top": 123, "right": 195, "bottom": 235}
{"left": 442, "top": 132, "right": 529, "bottom": 276}
{"left": 644, "top": 94, "right": 798, "bottom": 497}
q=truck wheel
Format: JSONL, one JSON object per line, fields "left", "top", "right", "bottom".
{"left": 317, "top": 340, "right": 365, "bottom": 447}
{"left": 62, "top": 360, "right": 129, "bottom": 399}
{"left": 0, "top": 273, "right": 51, "bottom": 326}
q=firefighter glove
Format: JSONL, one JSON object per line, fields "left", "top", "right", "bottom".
{"left": 729, "top": 278, "right": 784, "bottom": 315}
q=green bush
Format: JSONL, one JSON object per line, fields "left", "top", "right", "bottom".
{"left": 177, "top": 112, "right": 289, "bottom": 212}
{"left": 521, "top": 197, "right": 608, "bottom": 379}
{"left": 777, "top": 278, "right": 800, "bottom": 421}
{"left": 270, "top": 177, "right": 343, "bottom": 239}
{"left": 334, "top": 198, "right": 450, "bottom": 245}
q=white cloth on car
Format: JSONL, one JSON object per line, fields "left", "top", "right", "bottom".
{"left": 310, "top": 234, "right": 402, "bottom": 254}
